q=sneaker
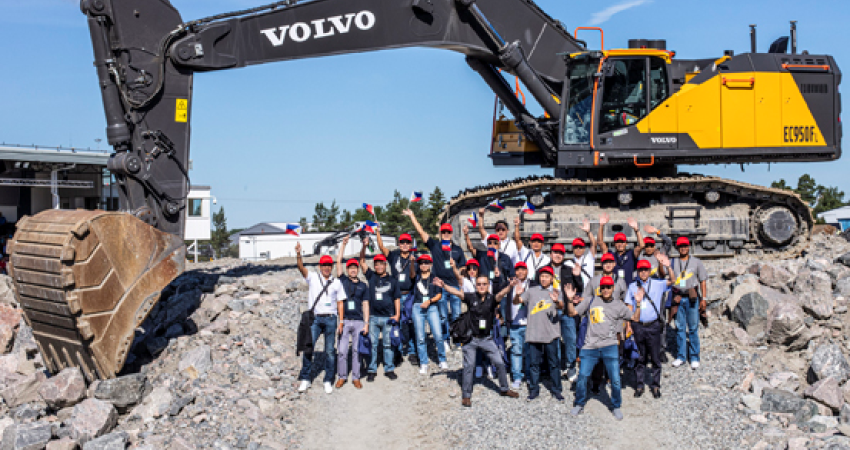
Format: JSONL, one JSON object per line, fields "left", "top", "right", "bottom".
{"left": 612, "top": 408, "right": 624, "bottom": 421}
{"left": 511, "top": 380, "right": 522, "bottom": 390}
{"left": 634, "top": 387, "right": 645, "bottom": 398}
{"left": 409, "top": 355, "right": 420, "bottom": 366}
{"left": 385, "top": 372, "right": 398, "bottom": 380}
{"left": 570, "top": 406, "right": 583, "bottom": 417}
{"left": 366, "top": 373, "right": 377, "bottom": 382}
{"left": 566, "top": 367, "right": 578, "bottom": 382}
{"left": 527, "top": 391, "right": 539, "bottom": 401}
{"left": 690, "top": 360, "right": 700, "bottom": 370}
{"left": 419, "top": 365, "right": 429, "bottom": 375}
{"left": 651, "top": 387, "right": 661, "bottom": 399}
{"left": 552, "top": 392, "right": 565, "bottom": 402}
{"left": 323, "top": 382, "right": 333, "bottom": 394}
{"left": 439, "top": 362, "right": 449, "bottom": 370}
{"left": 475, "top": 367, "right": 483, "bottom": 378}
{"left": 297, "top": 380, "right": 310, "bottom": 392}
{"left": 671, "top": 359, "right": 685, "bottom": 368}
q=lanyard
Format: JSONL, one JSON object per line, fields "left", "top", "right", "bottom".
{"left": 531, "top": 251, "right": 545, "bottom": 271}
{"left": 500, "top": 239, "right": 510, "bottom": 253}
{"left": 397, "top": 253, "right": 411, "bottom": 276}
{"left": 614, "top": 251, "right": 629, "bottom": 267}
{"left": 344, "top": 278, "right": 358, "bottom": 300}
{"left": 675, "top": 257, "right": 692, "bottom": 280}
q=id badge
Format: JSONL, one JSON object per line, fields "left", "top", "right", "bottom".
{"left": 618, "top": 269, "right": 625, "bottom": 278}
{"left": 489, "top": 271, "right": 495, "bottom": 279}
{"left": 444, "top": 261, "right": 451, "bottom": 269}
{"left": 325, "top": 301, "right": 332, "bottom": 308}
{"left": 678, "top": 279, "right": 686, "bottom": 288}
{"left": 376, "top": 293, "right": 383, "bottom": 301}
{"left": 479, "top": 319, "right": 487, "bottom": 330}
{"left": 423, "top": 296, "right": 430, "bottom": 302}
{"left": 399, "top": 274, "right": 406, "bottom": 283}
{"left": 347, "top": 301, "right": 355, "bottom": 310}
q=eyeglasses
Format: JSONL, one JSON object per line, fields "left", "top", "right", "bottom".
{"left": 399, "top": 240, "right": 412, "bottom": 244}
{"left": 601, "top": 285, "right": 614, "bottom": 290}
{"left": 645, "top": 244, "right": 656, "bottom": 248}
{"left": 420, "top": 261, "right": 432, "bottom": 265}
{"left": 440, "top": 231, "right": 452, "bottom": 234}
{"left": 487, "top": 240, "right": 499, "bottom": 244}
{"left": 638, "top": 268, "right": 650, "bottom": 271}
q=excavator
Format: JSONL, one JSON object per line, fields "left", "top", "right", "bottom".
{"left": 7, "top": 0, "right": 840, "bottom": 379}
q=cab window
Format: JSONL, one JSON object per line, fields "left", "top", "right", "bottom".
{"left": 649, "top": 57, "right": 668, "bottom": 109}
{"left": 599, "top": 58, "right": 647, "bottom": 135}
{"left": 563, "top": 60, "right": 596, "bottom": 145}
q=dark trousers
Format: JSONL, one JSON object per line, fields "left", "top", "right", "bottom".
{"left": 633, "top": 321, "right": 663, "bottom": 389}
{"left": 528, "top": 339, "right": 562, "bottom": 395}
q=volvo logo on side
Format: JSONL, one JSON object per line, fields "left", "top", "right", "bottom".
{"left": 650, "top": 136, "right": 677, "bottom": 144}
{"left": 260, "top": 11, "right": 376, "bottom": 46}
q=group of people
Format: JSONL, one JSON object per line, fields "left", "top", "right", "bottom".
{"left": 294, "top": 208, "right": 708, "bottom": 420}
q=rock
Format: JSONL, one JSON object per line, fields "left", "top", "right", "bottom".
{"left": 178, "top": 345, "right": 211, "bottom": 379}
{"left": 66, "top": 399, "right": 118, "bottom": 444}
{"left": 767, "top": 302, "right": 806, "bottom": 345}
{"left": 93, "top": 374, "right": 147, "bottom": 412}
{"left": 80, "top": 431, "right": 127, "bottom": 450}
{"left": 795, "top": 400, "right": 819, "bottom": 424}
{"left": 742, "top": 394, "right": 762, "bottom": 411}
{"left": 769, "top": 371, "right": 800, "bottom": 389}
{"left": 129, "top": 387, "right": 172, "bottom": 422}
{"left": 762, "top": 388, "right": 807, "bottom": 413}
{"left": 809, "top": 415, "right": 839, "bottom": 430}
{"left": 733, "top": 291, "right": 771, "bottom": 333}
{"left": 46, "top": 438, "right": 79, "bottom": 450}
{"left": 759, "top": 264, "right": 794, "bottom": 289}
{"left": 841, "top": 404, "right": 850, "bottom": 424}
{"left": 837, "top": 277, "right": 850, "bottom": 298}
{"left": 0, "top": 422, "right": 53, "bottom": 450}
{"left": 733, "top": 327, "right": 751, "bottom": 346}
{"left": 10, "top": 402, "right": 47, "bottom": 422}
{"left": 810, "top": 343, "right": 850, "bottom": 384}
{"left": 168, "top": 436, "right": 195, "bottom": 450}
{"left": 787, "top": 325, "right": 823, "bottom": 352}
{"left": 38, "top": 368, "right": 86, "bottom": 409}
{"left": 1, "top": 372, "right": 46, "bottom": 408}
{"left": 739, "top": 372, "right": 755, "bottom": 392}
{"left": 838, "top": 252, "right": 850, "bottom": 267}
{"left": 786, "top": 437, "right": 809, "bottom": 450}
{"left": 795, "top": 270, "right": 834, "bottom": 319}
{"left": 0, "top": 304, "right": 22, "bottom": 352}
{"left": 167, "top": 395, "right": 194, "bottom": 417}
{"left": 0, "top": 419, "right": 14, "bottom": 441}
{"left": 804, "top": 377, "right": 845, "bottom": 411}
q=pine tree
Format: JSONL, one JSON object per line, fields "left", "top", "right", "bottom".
{"left": 795, "top": 174, "right": 819, "bottom": 206}
{"left": 210, "top": 207, "right": 229, "bottom": 259}
{"left": 312, "top": 202, "right": 327, "bottom": 231}
{"left": 771, "top": 179, "right": 792, "bottom": 191}
{"left": 299, "top": 217, "right": 308, "bottom": 232}
{"left": 423, "top": 187, "right": 447, "bottom": 237}
{"left": 813, "top": 186, "right": 846, "bottom": 216}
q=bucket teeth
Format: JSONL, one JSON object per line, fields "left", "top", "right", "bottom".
{"left": 8, "top": 209, "right": 185, "bottom": 379}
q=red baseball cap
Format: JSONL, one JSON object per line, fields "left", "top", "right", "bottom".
{"left": 613, "top": 232, "right": 628, "bottom": 242}
{"left": 537, "top": 266, "right": 554, "bottom": 276}
{"left": 637, "top": 259, "right": 652, "bottom": 270}
{"left": 417, "top": 254, "right": 432, "bottom": 262}
{"left": 676, "top": 236, "right": 691, "bottom": 247}
{"left": 346, "top": 259, "right": 359, "bottom": 267}
{"left": 486, "top": 234, "right": 500, "bottom": 242}
{"left": 440, "top": 223, "right": 453, "bottom": 233}
{"left": 530, "top": 233, "right": 545, "bottom": 242}
{"left": 399, "top": 233, "right": 413, "bottom": 242}
{"left": 600, "top": 276, "right": 615, "bottom": 287}
{"left": 515, "top": 261, "right": 528, "bottom": 270}
{"left": 572, "top": 238, "right": 586, "bottom": 248}
{"left": 551, "top": 243, "right": 566, "bottom": 253}
{"left": 601, "top": 253, "right": 615, "bottom": 263}
{"left": 643, "top": 237, "right": 656, "bottom": 245}
{"left": 373, "top": 254, "right": 387, "bottom": 262}
{"left": 319, "top": 255, "right": 334, "bottom": 265}
{"left": 466, "top": 259, "right": 480, "bottom": 267}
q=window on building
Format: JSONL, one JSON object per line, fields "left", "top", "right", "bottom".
{"left": 189, "top": 199, "right": 202, "bottom": 217}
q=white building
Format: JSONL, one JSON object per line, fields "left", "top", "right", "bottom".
{"left": 238, "top": 222, "right": 395, "bottom": 261}
{"left": 185, "top": 185, "right": 214, "bottom": 262}
{"left": 817, "top": 206, "right": 850, "bottom": 231}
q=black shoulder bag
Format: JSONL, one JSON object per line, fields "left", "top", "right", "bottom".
{"left": 296, "top": 277, "right": 333, "bottom": 356}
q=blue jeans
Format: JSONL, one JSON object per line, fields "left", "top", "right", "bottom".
{"left": 560, "top": 314, "right": 578, "bottom": 370}
{"left": 412, "top": 303, "right": 446, "bottom": 365}
{"left": 298, "top": 315, "right": 337, "bottom": 383}
{"left": 676, "top": 297, "right": 701, "bottom": 362}
{"left": 368, "top": 316, "right": 395, "bottom": 374}
{"left": 528, "top": 339, "right": 561, "bottom": 395}
{"left": 440, "top": 288, "right": 462, "bottom": 339}
{"left": 508, "top": 325, "right": 529, "bottom": 382}
{"left": 575, "top": 345, "right": 622, "bottom": 409}
{"left": 401, "top": 293, "right": 416, "bottom": 355}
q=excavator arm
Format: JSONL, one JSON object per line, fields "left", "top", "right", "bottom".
{"left": 10, "top": 0, "right": 584, "bottom": 379}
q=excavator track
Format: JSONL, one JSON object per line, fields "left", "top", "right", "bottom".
{"left": 442, "top": 174, "right": 812, "bottom": 259}
{"left": 7, "top": 210, "right": 185, "bottom": 380}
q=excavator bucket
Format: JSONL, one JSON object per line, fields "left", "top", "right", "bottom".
{"left": 7, "top": 209, "right": 185, "bottom": 380}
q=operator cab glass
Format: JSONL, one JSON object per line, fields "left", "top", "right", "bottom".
{"left": 562, "top": 59, "right": 597, "bottom": 145}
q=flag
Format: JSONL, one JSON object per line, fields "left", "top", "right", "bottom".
{"left": 362, "top": 203, "right": 375, "bottom": 216}
{"left": 522, "top": 201, "right": 536, "bottom": 215}
{"left": 359, "top": 220, "right": 378, "bottom": 234}
{"left": 410, "top": 191, "right": 423, "bottom": 203}
{"left": 441, "top": 240, "right": 451, "bottom": 252}
{"left": 488, "top": 199, "right": 505, "bottom": 211}
{"left": 467, "top": 212, "right": 478, "bottom": 228}
{"left": 285, "top": 224, "right": 300, "bottom": 236}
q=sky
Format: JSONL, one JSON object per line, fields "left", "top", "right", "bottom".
{"left": 1, "top": 0, "right": 848, "bottom": 228}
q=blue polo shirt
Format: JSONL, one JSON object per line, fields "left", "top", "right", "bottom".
{"left": 624, "top": 278, "right": 668, "bottom": 323}
{"left": 610, "top": 249, "right": 638, "bottom": 286}
{"left": 364, "top": 268, "right": 401, "bottom": 318}
{"left": 339, "top": 276, "right": 370, "bottom": 321}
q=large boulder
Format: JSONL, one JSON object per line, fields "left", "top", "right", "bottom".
{"left": 759, "top": 264, "right": 794, "bottom": 289}
{"left": 804, "top": 376, "right": 845, "bottom": 412}
{"left": 762, "top": 388, "right": 807, "bottom": 413}
{"left": 810, "top": 343, "right": 850, "bottom": 384}
{"left": 794, "top": 270, "right": 834, "bottom": 319}
{"left": 65, "top": 399, "right": 118, "bottom": 444}
{"left": 93, "top": 373, "right": 147, "bottom": 412}
{"left": 38, "top": 367, "right": 86, "bottom": 409}
{"left": 1, "top": 372, "right": 46, "bottom": 408}
{"left": 0, "top": 422, "right": 53, "bottom": 450}
{"left": 733, "top": 292, "right": 771, "bottom": 334}
{"left": 767, "top": 302, "right": 806, "bottom": 345}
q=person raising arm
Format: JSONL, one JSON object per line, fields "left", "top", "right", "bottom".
{"left": 295, "top": 242, "right": 308, "bottom": 279}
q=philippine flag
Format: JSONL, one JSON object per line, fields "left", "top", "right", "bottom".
{"left": 522, "top": 201, "right": 536, "bottom": 215}
{"left": 285, "top": 224, "right": 300, "bottom": 236}
{"left": 362, "top": 203, "right": 375, "bottom": 216}
{"left": 467, "top": 212, "right": 478, "bottom": 228}
{"left": 488, "top": 199, "right": 505, "bottom": 211}
{"left": 441, "top": 240, "right": 452, "bottom": 252}
{"left": 410, "top": 191, "right": 423, "bottom": 203}
{"left": 360, "top": 220, "right": 378, "bottom": 233}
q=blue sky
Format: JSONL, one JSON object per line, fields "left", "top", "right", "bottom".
{"left": 1, "top": 0, "right": 848, "bottom": 228}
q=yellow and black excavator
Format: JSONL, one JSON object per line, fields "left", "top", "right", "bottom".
{"left": 8, "top": 0, "right": 840, "bottom": 379}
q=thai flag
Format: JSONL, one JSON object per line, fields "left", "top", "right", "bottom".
{"left": 285, "top": 224, "right": 300, "bottom": 236}
{"left": 441, "top": 240, "right": 452, "bottom": 252}
{"left": 522, "top": 201, "right": 536, "bottom": 215}
{"left": 410, "top": 191, "right": 423, "bottom": 203}
{"left": 362, "top": 203, "right": 375, "bottom": 216}
{"left": 488, "top": 199, "right": 504, "bottom": 211}
{"left": 468, "top": 212, "right": 478, "bottom": 228}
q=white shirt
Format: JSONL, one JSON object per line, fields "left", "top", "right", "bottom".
{"left": 481, "top": 237, "right": 519, "bottom": 265}
{"left": 306, "top": 272, "right": 347, "bottom": 315}
{"left": 517, "top": 247, "right": 551, "bottom": 281}
{"left": 511, "top": 279, "right": 530, "bottom": 325}
{"left": 566, "top": 252, "right": 595, "bottom": 289}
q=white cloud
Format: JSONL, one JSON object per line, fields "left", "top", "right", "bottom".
{"left": 589, "top": 0, "right": 651, "bottom": 26}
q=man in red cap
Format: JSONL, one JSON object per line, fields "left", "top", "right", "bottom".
{"left": 410, "top": 253, "right": 448, "bottom": 373}
{"left": 666, "top": 236, "right": 708, "bottom": 370}
{"left": 476, "top": 208, "right": 519, "bottom": 265}
{"left": 596, "top": 214, "right": 645, "bottom": 286}
{"left": 403, "top": 209, "right": 466, "bottom": 353}
{"left": 566, "top": 218, "right": 598, "bottom": 289}
{"left": 641, "top": 225, "right": 674, "bottom": 280}
{"left": 547, "top": 242, "right": 583, "bottom": 381}
{"left": 333, "top": 236, "right": 370, "bottom": 389}
{"left": 565, "top": 276, "right": 637, "bottom": 420}
{"left": 359, "top": 245, "right": 402, "bottom": 381}
{"left": 295, "top": 243, "right": 348, "bottom": 394}
{"left": 513, "top": 215, "right": 550, "bottom": 282}
{"left": 462, "top": 227, "right": 514, "bottom": 295}
{"left": 374, "top": 228, "right": 418, "bottom": 362}
{"left": 503, "top": 261, "right": 532, "bottom": 389}
{"left": 625, "top": 258, "right": 668, "bottom": 399}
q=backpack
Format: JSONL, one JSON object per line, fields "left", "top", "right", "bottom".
{"left": 576, "top": 295, "right": 597, "bottom": 350}
{"left": 295, "top": 277, "right": 332, "bottom": 356}
{"left": 450, "top": 312, "right": 474, "bottom": 346}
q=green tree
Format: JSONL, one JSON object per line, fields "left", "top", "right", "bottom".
{"left": 339, "top": 209, "right": 354, "bottom": 230}
{"left": 423, "top": 187, "right": 447, "bottom": 236}
{"left": 813, "top": 186, "right": 846, "bottom": 217}
{"left": 771, "top": 179, "right": 792, "bottom": 191}
{"left": 312, "top": 202, "right": 328, "bottom": 231}
{"left": 299, "top": 217, "right": 308, "bottom": 232}
{"left": 210, "top": 207, "right": 229, "bottom": 259}
{"left": 795, "top": 174, "right": 819, "bottom": 206}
